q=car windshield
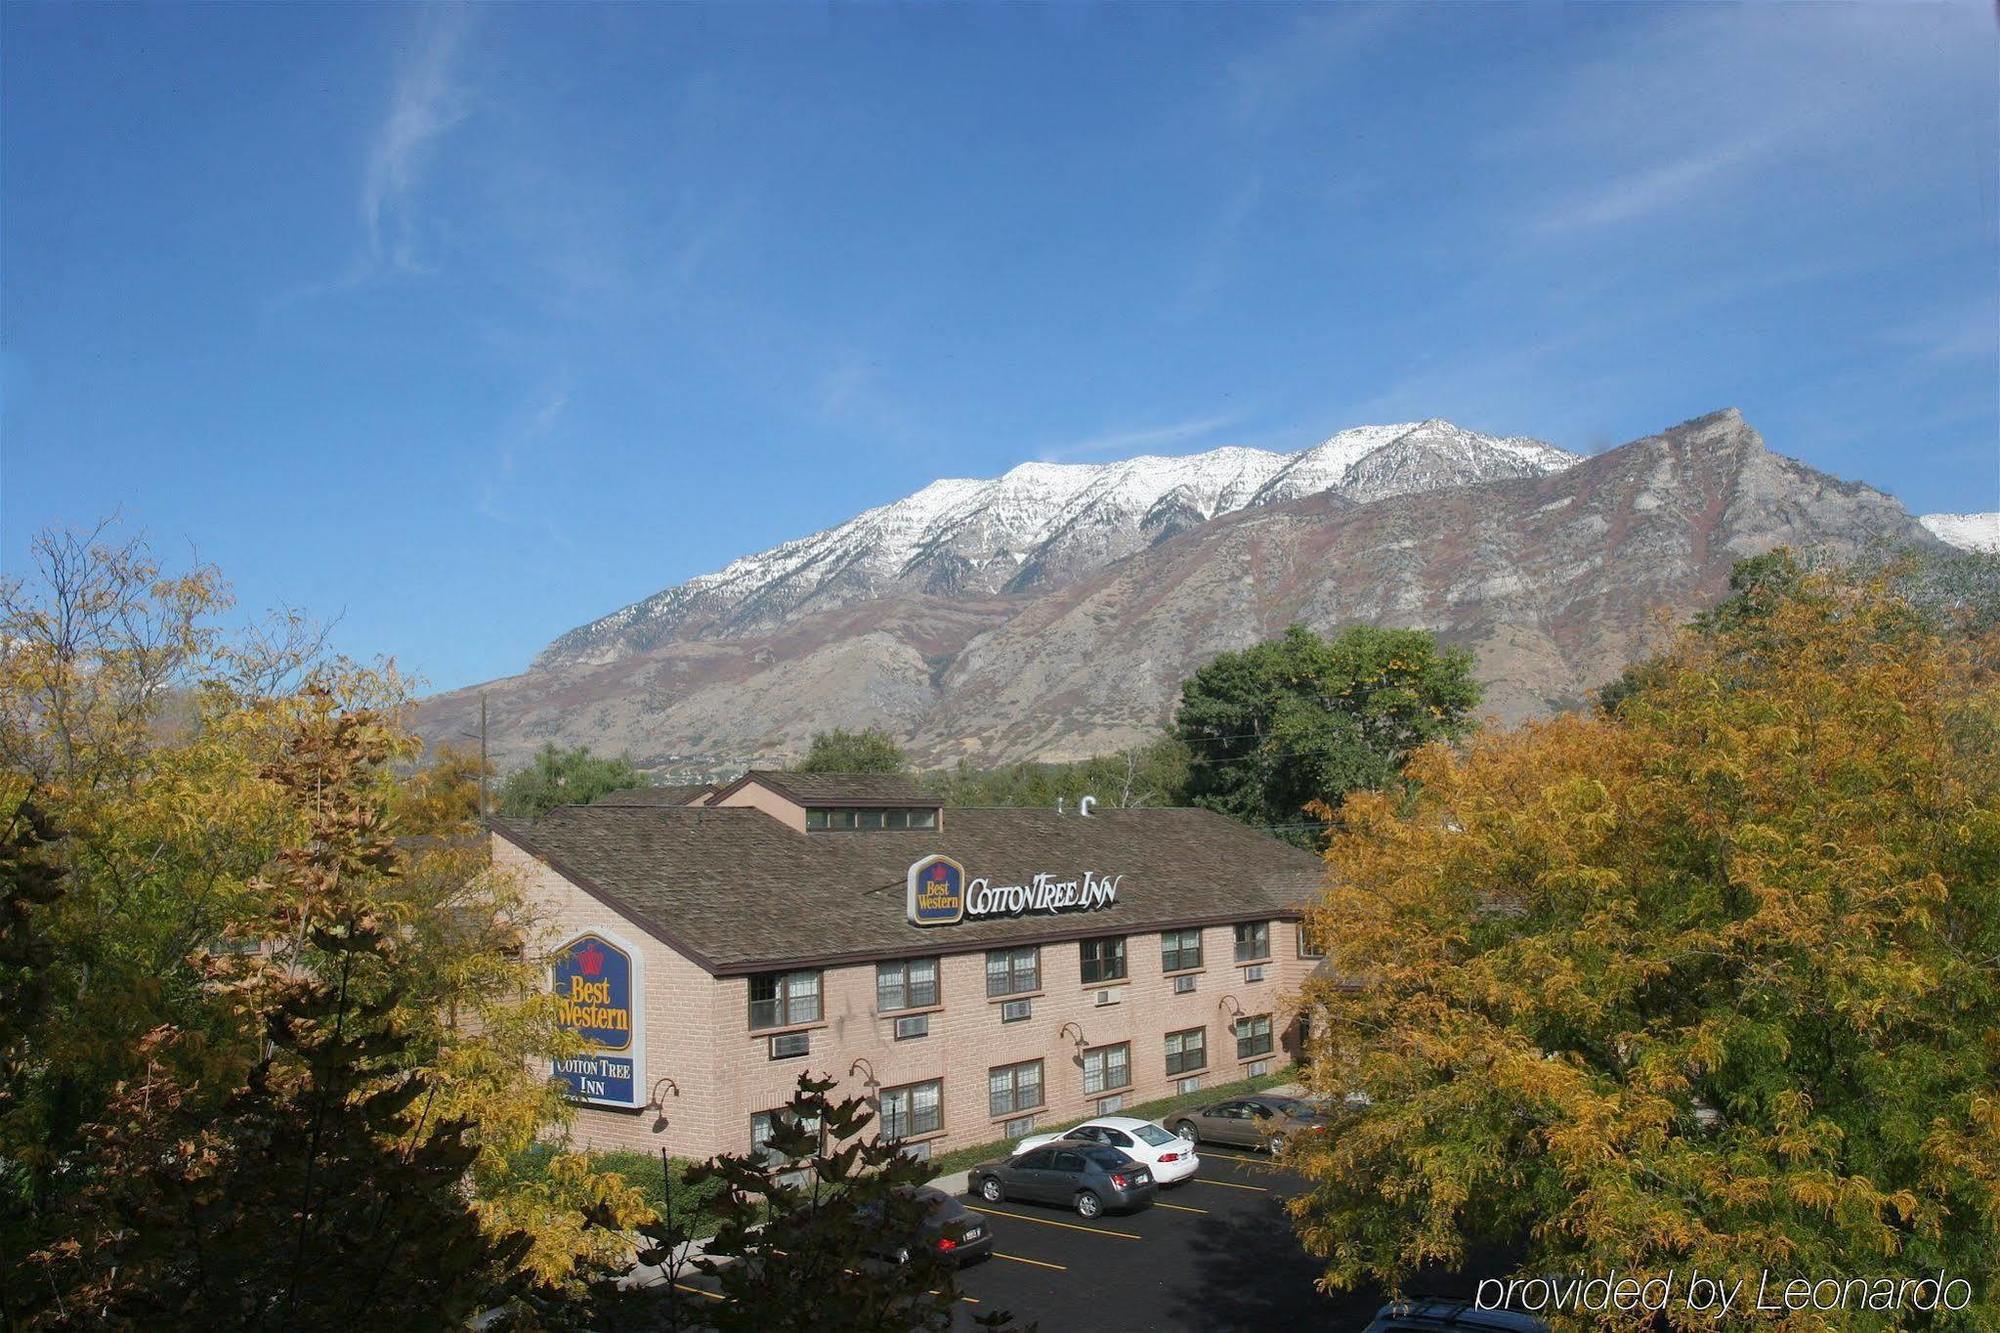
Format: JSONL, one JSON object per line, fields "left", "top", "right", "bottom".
{"left": 1132, "top": 1123, "right": 1178, "bottom": 1147}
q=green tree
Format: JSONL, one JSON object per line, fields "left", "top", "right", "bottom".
{"left": 795, "top": 728, "right": 907, "bottom": 774}
{"left": 498, "top": 744, "right": 649, "bottom": 818}
{"left": 1174, "top": 624, "right": 1481, "bottom": 844}
{"left": 1290, "top": 568, "right": 2000, "bottom": 1330}
{"left": 669, "top": 1072, "right": 1021, "bottom": 1332}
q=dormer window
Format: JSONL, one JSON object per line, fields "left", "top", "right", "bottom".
{"left": 804, "top": 806, "right": 939, "bottom": 831}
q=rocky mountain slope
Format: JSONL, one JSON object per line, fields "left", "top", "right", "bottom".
{"left": 418, "top": 410, "right": 1942, "bottom": 775}
{"left": 536, "top": 419, "right": 1577, "bottom": 667}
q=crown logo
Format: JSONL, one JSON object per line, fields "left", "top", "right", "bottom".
{"left": 577, "top": 943, "right": 606, "bottom": 977}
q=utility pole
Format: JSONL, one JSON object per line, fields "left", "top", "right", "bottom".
{"left": 479, "top": 694, "right": 489, "bottom": 821}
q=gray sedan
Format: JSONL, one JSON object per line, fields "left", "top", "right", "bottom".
{"left": 968, "top": 1143, "right": 1158, "bottom": 1218}
{"left": 1170, "top": 1094, "right": 1331, "bottom": 1153}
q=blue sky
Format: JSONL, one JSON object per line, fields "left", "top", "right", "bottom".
{"left": 5, "top": 2, "right": 1995, "bottom": 693}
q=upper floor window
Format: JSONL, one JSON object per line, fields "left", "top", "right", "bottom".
{"left": 986, "top": 946, "right": 1040, "bottom": 998}
{"left": 1081, "top": 936, "right": 1128, "bottom": 985}
{"left": 1234, "top": 920, "right": 1271, "bottom": 963}
{"left": 876, "top": 957, "right": 939, "bottom": 1012}
{"left": 879, "top": 1079, "right": 943, "bottom": 1141}
{"left": 1160, "top": 928, "right": 1203, "bottom": 973}
{"left": 749, "top": 969, "right": 822, "bottom": 1030}
{"left": 1297, "top": 922, "right": 1326, "bottom": 960}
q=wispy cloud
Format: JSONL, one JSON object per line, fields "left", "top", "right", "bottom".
{"left": 1535, "top": 130, "right": 1783, "bottom": 234}
{"left": 1037, "top": 413, "right": 1241, "bottom": 463}
{"left": 1225, "top": 8, "right": 1404, "bottom": 125}
{"left": 477, "top": 381, "right": 575, "bottom": 550}
{"left": 362, "top": 5, "right": 474, "bottom": 272}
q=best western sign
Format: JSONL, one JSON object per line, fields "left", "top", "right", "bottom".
{"left": 906, "top": 854, "right": 1122, "bottom": 927}
{"left": 550, "top": 931, "right": 646, "bottom": 1110}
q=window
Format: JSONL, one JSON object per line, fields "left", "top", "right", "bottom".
{"left": 1235, "top": 1014, "right": 1274, "bottom": 1060}
{"left": 1081, "top": 1042, "right": 1131, "bottom": 1096}
{"left": 986, "top": 946, "right": 1040, "bottom": 998}
{"left": 988, "top": 1059, "right": 1044, "bottom": 1117}
{"left": 749, "top": 970, "right": 822, "bottom": 1030}
{"left": 750, "top": 1107, "right": 822, "bottom": 1164}
{"left": 879, "top": 1079, "right": 943, "bottom": 1141}
{"left": 807, "top": 806, "right": 938, "bottom": 831}
{"left": 1160, "top": 928, "right": 1203, "bottom": 973}
{"left": 1080, "top": 936, "right": 1127, "bottom": 985}
{"left": 1234, "top": 921, "right": 1271, "bottom": 963}
{"left": 1165, "top": 1026, "right": 1207, "bottom": 1076}
{"left": 1173, "top": 973, "right": 1197, "bottom": 995}
{"left": 876, "top": 957, "right": 939, "bottom": 1012}
{"left": 1297, "top": 921, "right": 1326, "bottom": 959}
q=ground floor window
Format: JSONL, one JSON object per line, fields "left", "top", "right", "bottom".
{"left": 750, "top": 1107, "right": 823, "bottom": 1164}
{"left": 1235, "top": 1014, "right": 1274, "bottom": 1060}
{"left": 879, "top": 1078, "right": 943, "bottom": 1141}
{"left": 1081, "top": 1042, "right": 1131, "bottom": 1095}
{"left": 989, "top": 1059, "right": 1044, "bottom": 1117}
{"left": 1165, "top": 1026, "right": 1207, "bottom": 1075}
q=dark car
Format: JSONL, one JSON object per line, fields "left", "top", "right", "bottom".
{"left": 968, "top": 1143, "right": 1157, "bottom": 1218}
{"left": 861, "top": 1185, "right": 995, "bottom": 1267}
{"left": 1362, "top": 1299, "right": 1549, "bottom": 1332}
{"left": 1170, "top": 1094, "right": 1333, "bottom": 1153}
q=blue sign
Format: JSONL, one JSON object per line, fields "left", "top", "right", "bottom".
{"left": 907, "top": 855, "right": 966, "bottom": 926}
{"left": 551, "top": 932, "right": 644, "bottom": 1109}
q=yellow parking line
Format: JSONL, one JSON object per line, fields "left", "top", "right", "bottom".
{"left": 965, "top": 1203, "right": 1141, "bottom": 1240}
{"left": 1192, "top": 1176, "right": 1270, "bottom": 1192}
{"left": 1197, "top": 1150, "right": 1267, "bottom": 1163}
{"left": 995, "top": 1251, "right": 1069, "bottom": 1271}
{"left": 934, "top": 1290, "right": 982, "bottom": 1305}
{"left": 1156, "top": 1200, "right": 1209, "bottom": 1214}
{"left": 674, "top": 1282, "right": 725, "bottom": 1301}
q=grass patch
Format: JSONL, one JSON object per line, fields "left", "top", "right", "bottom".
{"left": 923, "top": 1063, "right": 1301, "bottom": 1181}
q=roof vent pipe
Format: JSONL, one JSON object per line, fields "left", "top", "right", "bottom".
{"left": 1078, "top": 796, "right": 1097, "bottom": 818}
{"left": 1056, "top": 797, "right": 1065, "bottom": 816}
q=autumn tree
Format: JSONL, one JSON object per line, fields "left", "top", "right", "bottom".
{"left": 795, "top": 728, "right": 908, "bottom": 775}
{"left": 925, "top": 735, "right": 1190, "bottom": 810}
{"left": 498, "top": 744, "right": 650, "bottom": 818}
{"left": 1175, "top": 624, "right": 1481, "bottom": 844}
{"left": 1289, "top": 566, "right": 2000, "bottom": 1330}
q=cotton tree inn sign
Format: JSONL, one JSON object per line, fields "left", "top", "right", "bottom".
{"left": 906, "top": 854, "right": 1122, "bottom": 927}
{"left": 549, "top": 931, "right": 646, "bottom": 1109}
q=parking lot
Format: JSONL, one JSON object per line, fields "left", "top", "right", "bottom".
{"left": 944, "top": 1144, "right": 1387, "bottom": 1332}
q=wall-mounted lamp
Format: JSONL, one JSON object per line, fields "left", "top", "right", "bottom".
{"left": 848, "top": 1057, "right": 879, "bottom": 1090}
{"left": 1217, "top": 995, "right": 1244, "bottom": 1017}
{"left": 647, "top": 1076, "right": 681, "bottom": 1132}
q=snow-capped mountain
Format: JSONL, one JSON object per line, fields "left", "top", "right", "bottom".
{"left": 537, "top": 419, "right": 1582, "bottom": 667}
{"left": 1919, "top": 512, "right": 2000, "bottom": 554}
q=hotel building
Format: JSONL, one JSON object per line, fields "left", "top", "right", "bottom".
{"left": 493, "top": 771, "right": 1326, "bottom": 1164}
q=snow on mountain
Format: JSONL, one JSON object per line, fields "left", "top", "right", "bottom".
{"left": 1919, "top": 512, "right": 2000, "bottom": 554}
{"left": 537, "top": 419, "right": 1583, "bottom": 667}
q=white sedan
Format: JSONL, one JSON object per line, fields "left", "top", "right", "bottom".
{"left": 1011, "top": 1116, "right": 1200, "bottom": 1185}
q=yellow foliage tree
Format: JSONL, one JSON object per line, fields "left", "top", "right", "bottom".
{"left": 1290, "top": 562, "right": 2000, "bottom": 1330}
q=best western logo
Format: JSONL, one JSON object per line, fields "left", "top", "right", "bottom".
{"left": 907, "top": 855, "right": 966, "bottom": 926}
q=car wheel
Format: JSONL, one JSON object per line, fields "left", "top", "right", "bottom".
{"left": 1174, "top": 1120, "right": 1198, "bottom": 1142}
{"left": 1074, "top": 1191, "right": 1103, "bottom": 1219}
{"left": 1267, "top": 1132, "right": 1287, "bottom": 1155}
{"left": 979, "top": 1176, "right": 1004, "bottom": 1203}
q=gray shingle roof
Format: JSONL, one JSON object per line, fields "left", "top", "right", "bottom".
{"left": 593, "top": 785, "right": 714, "bottom": 807}
{"left": 709, "top": 770, "right": 935, "bottom": 808}
{"left": 492, "top": 804, "right": 1322, "bottom": 974}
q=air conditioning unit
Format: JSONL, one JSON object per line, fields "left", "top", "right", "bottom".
{"left": 769, "top": 1031, "right": 810, "bottom": 1060}
{"left": 1173, "top": 974, "right": 1197, "bottom": 995}
{"left": 893, "top": 1014, "right": 929, "bottom": 1041}
{"left": 1096, "top": 1094, "right": 1125, "bottom": 1115}
{"left": 1000, "top": 999, "right": 1032, "bottom": 1023}
{"left": 1244, "top": 964, "right": 1266, "bottom": 983}
{"left": 1094, "top": 989, "right": 1121, "bottom": 1007}
{"left": 1246, "top": 1058, "right": 1270, "bottom": 1077}
{"left": 1175, "top": 1075, "right": 1202, "bottom": 1095}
